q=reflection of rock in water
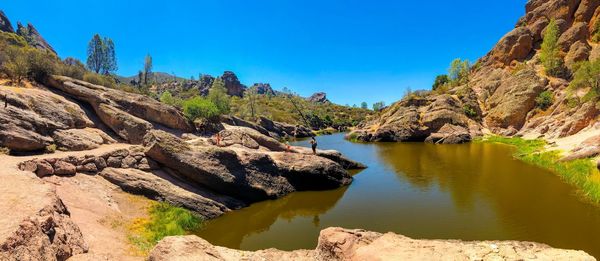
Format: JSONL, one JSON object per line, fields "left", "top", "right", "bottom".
{"left": 196, "top": 186, "right": 348, "bottom": 249}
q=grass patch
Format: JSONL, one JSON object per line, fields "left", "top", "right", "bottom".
{"left": 478, "top": 136, "right": 600, "bottom": 202}
{"left": 128, "top": 202, "right": 202, "bottom": 253}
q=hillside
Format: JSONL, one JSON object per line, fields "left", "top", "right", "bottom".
{"left": 351, "top": 0, "right": 600, "bottom": 145}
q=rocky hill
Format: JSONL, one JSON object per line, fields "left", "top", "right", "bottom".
{"left": 0, "top": 11, "right": 55, "bottom": 54}
{"left": 350, "top": 0, "right": 600, "bottom": 145}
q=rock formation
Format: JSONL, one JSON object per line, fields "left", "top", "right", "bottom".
{"left": 220, "top": 71, "right": 246, "bottom": 97}
{"left": 307, "top": 92, "right": 330, "bottom": 103}
{"left": 0, "top": 10, "right": 14, "bottom": 33}
{"left": 147, "top": 227, "right": 595, "bottom": 261}
{"left": 258, "top": 116, "right": 313, "bottom": 138}
{"left": 250, "top": 83, "right": 276, "bottom": 95}
{"left": 16, "top": 22, "right": 56, "bottom": 54}
{"left": 351, "top": 0, "right": 600, "bottom": 143}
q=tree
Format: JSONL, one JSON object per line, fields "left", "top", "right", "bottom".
{"left": 540, "top": 19, "right": 563, "bottom": 77}
{"left": 448, "top": 58, "right": 471, "bottom": 85}
{"left": 244, "top": 86, "right": 259, "bottom": 118}
{"left": 137, "top": 71, "right": 143, "bottom": 87}
{"left": 208, "top": 78, "right": 230, "bottom": 114}
{"left": 569, "top": 59, "right": 600, "bottom": 94}
{"left": 183, "top": 96, "right": 219, "bottom": 120}
{"left": 86, "top": 34, "right": 117, "bottom": 75}
{"left": 101, "top": 37, "right": 117, "bottom": 74}
{"left": 86, "top": 34, "right": 104, "bottom": 73}
{"left": 432, "top": 74, "right": 449, "bottom": 90}
{"left": 143, "top": 54, "right": 153, "bottom": 85}
{"left": 360, "top": 102, "right": 368, "bottom": 109}
{"left": 3, "top": 47, "right": 29, "bottom": 85}
{"left": 372, "top": 101, "right": 386, "bottom": 111}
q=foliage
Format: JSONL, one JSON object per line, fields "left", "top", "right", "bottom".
{"left": 569, "top": 59, "right": 600, "bottom": 96}
{"left": 144, "top": 54, "right": 153, "bottom": 85}
{"left": 159, "top": 90, "right": 179, "bottom": 106}
{"left": 58, "top": 57, "right": 87, "bottom": 80}
{"left": 372, "top": 101, "right": 385, "bottom": 111}
{"left": 432, "top": 74, "right": 449, "bottom": 90}
{"left": 83, "top": 72, "right": 116, "bottom": 88}
{"left": 448, "top": 58, "right": 471, "bottom": 85}
{"left": 360, "top": 102, "right": 368, "bottom": 109}
{"left": 208, "top": 78, "right": 230, "bottom": 114}
{"left": 463, "top": 105, "right": 477, "bottom": 118}
{"left": 0, "top": 31, "right": 27, "bottom": 47}
{"left": 539, "top": 19, "right": 564, "bottom": 77}
{"left": 128, "top": 202, "right": 202, "bottom": 252}
{"left": 535, "top": 90, "right": 554, "bottom": 110}
{"left": 2, "top": 46, "right": 29, "bottom": 84}
{"left": 86, "top": 34, "right": 117, "bottom": 74}
{"left": 480, "top": 136, "right": 600, "bottom": 203}
{"left": 182, "top": 96, "right": 220, "bottom": 120}
{"left": 593, "top": 21, "right": 600, "bottom": 43}
{"left": 26, "top": 48, "right": 57, "bottom": 82}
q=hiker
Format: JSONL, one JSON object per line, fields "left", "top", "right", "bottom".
{"left": 310, "top": 136, "right": 317, "bottom": 155}
{"left": 215, "top": 132, "right": 221, "bottom": 146}
{"left": 3, "top": 94, "right": 7, "bottom": 108}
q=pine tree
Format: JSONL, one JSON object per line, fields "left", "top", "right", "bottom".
{"left": 86, "top": 34, "right": 105, "bottom": 73}
{"left": 101, "top": 37, "right": 117, "bottom": 74}
{"left": 208, "top": 78, "right": 230, "bottom": 114}
{"left": 143, "top": 54, "right": 153, "bottom": 85}
{"left": 540, "top": 19, "right": 563, "bottom": 77}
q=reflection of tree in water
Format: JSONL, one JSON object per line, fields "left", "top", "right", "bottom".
{"left": 196, "top": 186, "right": 348, "bottom": 249}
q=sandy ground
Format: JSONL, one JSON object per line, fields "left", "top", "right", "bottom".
{"left": 0, "top": 143, "right": 151, "bottom": 260}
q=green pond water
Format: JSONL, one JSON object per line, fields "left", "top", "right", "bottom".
{"left": 196, "top": 133, "right": 600, "bottom": 257}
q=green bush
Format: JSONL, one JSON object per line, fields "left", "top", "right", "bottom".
{"left": 160, "top": 90, "right": 177, "bottom": 106}
{"left": 183, "top": 96, "right": 220, "bottom": 120}
{"left": 27, "top": 48, "right": 57, "bottom": 82}
{"left": 59, "top": 57, "right": 87, "bottom": 80}
{"left": 540, "top": 19, "right": 565, "bottom": 77}
{"left": 0, "top": 31, "right": 27, "bottom": 47}
{"left": 593, "top": 21, "right": 600, "bottom": 43}
{"left": 535, "top": 90, "right": 554, "bottom": 110}
{"left": 83, "top": 72, "right": 116, "bottom": 88}
{"left": 2, "top": 46, "right": 29, "bottom": 84}
{"left": 570, "top": 59, "right": 600, "bottom": 93}
{"left": 463, "top": 105, "right": 477, "bottom": 118}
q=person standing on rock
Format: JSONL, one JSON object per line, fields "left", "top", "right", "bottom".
{"left": 310, "top": 136, "right": 317, "bottom": 155}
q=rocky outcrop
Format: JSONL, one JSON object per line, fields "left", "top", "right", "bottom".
{"left": 307, "top": 92, "right": 330, "bottom": 103}
{"left": 99, "top": 168, "right": 244, "bottom": 219}
{"left": 482, "top": 27, "right": 534, "bottom": 66}
{"left": 220, "top": 71, "right": 246, "bottom": 97}
{"left": 148, "top": 227, "right": 595, "bottom": 261}
{"left": 258, "top": 116, "right": 313, "bottom": 138}
{"left": 45, "top": 76, "right": 194, "bottom": 144}
{"left": 250, "top": 83, "right": 276, "bottom": 95}
{"left": 562, "top": 135, "right": 600, "bottom": 161}
{"left": 0, "top": 86, "right": 94, "bottom": 152}
{"left": 52, "top": 128, "right": 116, "bottom": 151}
{"left": 0, "top": 10, "right": 14, "bottom": 33}
{"left": 16, "top": 22, "right": 56, "bottom": 54}
{"left": 143, "top": 130, "right": 352, "bottom": 203}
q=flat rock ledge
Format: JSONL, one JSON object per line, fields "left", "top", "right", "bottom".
{"left": 148, "top": 227, "right": 595, "bottom": 261}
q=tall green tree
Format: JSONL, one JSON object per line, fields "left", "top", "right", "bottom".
{"left": 101, "top": 37, "right": 117, "bottom": 74}
{"left": 143, "top": 54, "right": 153, "bottom": 85}
{"left": 540, "top": 19, "right": 563, "bottom": 77}
{"left": 432, "top": 74, "right": 449, "bottom": 90}
{"left": 448, "top": 58, "right": 471, "bottom": 85}
{"left": 372, "top": 101, "right": 385, "bottom": 111}
{"left": 360, "top": 102, "right": 368, "bottom": 109}
{"left": 208, "top": 78, "right": 230, "bottom": 114}
{"left": 86, "top": 34, "right": 105, "bottom": 73}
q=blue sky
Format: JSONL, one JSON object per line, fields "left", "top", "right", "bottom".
{"left": 3, "top": 0, "right": 526, "bottom": 106}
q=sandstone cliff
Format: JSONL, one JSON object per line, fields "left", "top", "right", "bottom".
{"left": 350, "top": 0, "right": 600, "bottom": 144}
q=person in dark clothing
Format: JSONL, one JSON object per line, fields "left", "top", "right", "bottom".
{"left": 310, "top": 136, "right": 317, "bottom": 155}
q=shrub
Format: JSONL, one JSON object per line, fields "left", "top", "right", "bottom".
{"left": 83, "top": 72, "right": 116, "bottom": 88}
{"left": 2, "top": 46, "right": 29, "bottom": 85}
{"left": 593, "top": 21, "right": 600, "bottom": 43}
{"left": 448, "top": 58, "right": 471, "bottom": 85}
{"left": 160, "top": 90, "right": 177, "bottom": 106}
{"left": 27, "top": 48, "right": 57, "bottom": 82}
{"left": 463, "top": 105, "right": 477, "bottom": 118}
{"left": 0, "top": 31, "right": 27, "bottom": 47}
{"left": 540, "top": 19, "right": 565, "bottom": 77}
{"left": 208, "top": 78, "right": 230, "bottom": 114}
{"left": 182, "top": 96, "right": 220, "bottom": 120}
{"left": 535, "top": 90, "right": 554, "bottom": 110}
{"left": 432, "top": 74, "right": 449, "bottom": 91}
{"left": 569, "top": 59, "right": 600, "bottom": 92}
{"left": 59, "top": 57, "right": 87, "bottom": 80}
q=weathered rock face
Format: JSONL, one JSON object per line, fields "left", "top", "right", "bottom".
{"left": 52, "top": 128, "right": 116, "bottom": 151}
{"left": 0, "top": 86, "right": 94, "bottom": 152}
{"left": 143, "top": 130, "right": 352, "bottom": 203}
{"left": 0, "top": 10, "right": 14, "bottom": 33}
{"left": 250, "top": 83, "right": 276, "bottom": 95}
{"left": 16, "top": 22, "right": 56, "bottom": 54}
{"left": 350, "top": 90, "right": 481, "bottom": 143}
{"left": 481, "top": 27, "right": 534, "bottom": 66}
{"left": 562, "top": 134, "right": 600, "bottom": 161}
{"left": 258, "top": 116, "right": 313, "bottom": 138}
{"left": 147, "top": 227, "right": 595, "bottom": 261}
{"left": 307, "top": 92, "right": 330, "bottom": 103}
{"left": 45, "top": 76, "right": 194, "bottom": 144}
{"left": 198, "top": 74, "right": 215, "bottom": 95}
{"left": 220, "top": 71, "right": 246, "bottom": 97}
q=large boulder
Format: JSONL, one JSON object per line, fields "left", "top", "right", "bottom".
{"left": 557, "top": 22, "right": 589, "bottom": 51}
{"left": 249, "top": 83, "right": 276, "bottom": 95}
{"left": 95, "top": 103, "right": 153, "bottom": 144}
{"left": 307, "top": 92, "right": 330, "bottom": 103}
{"left": 99, "top": 168, "right": 245, "bottom": 219}
{"left": 143, "top": 130, "right": 352, "bottom": 203}
{"left": 258, "top": 116, "right": 312, "bottom": 138}
{"left": 482, "top": 27, "right": 533, "bottom": 66}
{"left": 561, "top": 135, "right": 600, "bottom": 161}
{"left": 52, "top": 128, "right": 115, "bottom": 151}
{"left": 484, "top": 69, "right": 546, "bottom": 132}
{"left": 147, "top": 228, "right": 595, "bottom": 261}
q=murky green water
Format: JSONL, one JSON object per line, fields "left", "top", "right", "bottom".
{"left": 196, "top": 133, "right": 600, "bottom": 257}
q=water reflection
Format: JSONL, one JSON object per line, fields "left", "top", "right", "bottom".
{"left": 198, "top": 133, "right": 600, "bottom": 258}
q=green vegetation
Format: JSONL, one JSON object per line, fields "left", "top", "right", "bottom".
{"left": 360, "top": 101, "right": 368, "bottom": 109}
{"left": 182, "top": 96, "right": 220, "bottom": 121}
{"left": 143, "top": 54, "right": 153, "bottom": 85}
{"left": 463, "top": 105, "right": 477, "bottom": 118}
{"left": 0, "top": 32, "right": 58, "bottom": 85}
{"left": 129, "top": 202, "right": 202, "bottom": 252}
{"left": 372, "top": 101, "right": 385, "bottom": 111}
{"left": 569, "top": 59, "right": 600, "bottom": 102}
{"left": 83, "top": 72, "right": 117, "bottom": 88}
{"left": 479, "top": 136, "right": 600, "bottom": 202}
{"left": 448, "top": 58, "right": 471, "bottom": 85}
{"left": 159, "top": 90, "right": 178, "bottom": 106}
{"left": 86, "top": 34, "right": 117, "bottom": 74}
{"left": 539, "top": 19, "right": 564, "bottom": 77}
{"left": 593, "top": 21, "right": 600, "bottom": 43}
{"left": 535, "top": 90, "right": 554, "bottom": 110}
{"left": 207, "top": 78, "right": 231, "bottom": 114}
{"left": 432, "top": 74, "right": 449, "bottom": 90}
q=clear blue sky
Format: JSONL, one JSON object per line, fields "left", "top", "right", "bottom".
{"left": 2, "top": 0, "right": 526, "bottom": 106}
